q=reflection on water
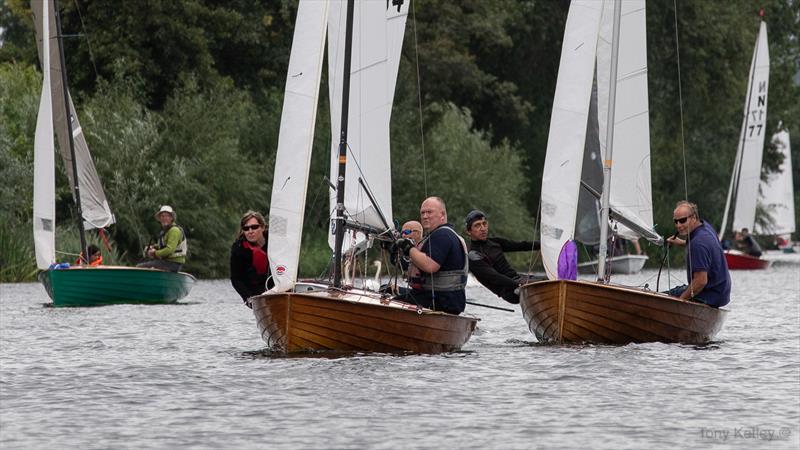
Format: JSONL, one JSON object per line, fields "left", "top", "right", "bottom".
{"left": 1, "top": 268, "right": 799, "bottom": 449}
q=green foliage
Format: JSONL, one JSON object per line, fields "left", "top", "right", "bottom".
{"left": 0, "top": 226, "right": 37, "bottom": 282}
{"left": 1, "top": 0, "right": 798, "bottom": 281}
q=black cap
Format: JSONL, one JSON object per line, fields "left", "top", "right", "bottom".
{"left": 465, "top": 210, "right": 486, "bottom": 229}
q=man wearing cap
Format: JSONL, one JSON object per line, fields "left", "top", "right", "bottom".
{"left": 464, "top": 209, "right": 541, "bottom": 304}
{"left": 137, "top": 205, "right": 188, "bottom": 272}
{"left": 395, "top": 197, "right": 468, "bottom": 315}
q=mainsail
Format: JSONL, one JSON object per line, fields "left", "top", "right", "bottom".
{"left": 267, "top": 0, "right": 329, "bottom": 292}
{"left": 327, "top": 0, "right": 408, "bottom": 251}
{"left": 32, "top": 0, "right": 115, "bottom": 230}
{"left": 756, "top": 129, "right": 795, "bottom": 235}
{"left": 540, "top": 0, "right": 658, "bottom": 280}
{"left": 539, "top": 0, "right": 603, "bottom": 279}
{"left": 596, "top": 0, "right": 654, "bottom": 240}
{"left": 721, "top": 20, "right": 769, "bottom": 235}
{"left": 33, "top": 0, "right": 56, "bottom": 270}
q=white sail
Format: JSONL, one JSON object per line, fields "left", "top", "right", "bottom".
{"left": 596, "top": 0, "right": 654, "bottom": 240}
{"left": 731, "top": 21, "right": 769, "bottom": 233}
{"left": 33, "top": 0, "right": 55, "bottom": 270}
{"left": 32, "top": 0, "right": 115, "bottom": 230}
{"left": 267, "top": 0, "right": 330, "bottom": 292}
{"left": 539, "top": 0, "right": 603, "bottom": 279}
{"left": 328, "top": 0, "right": 405, "bottom": 251}
{"left": 756, "top": 129, "right": 794, "bottom": 235}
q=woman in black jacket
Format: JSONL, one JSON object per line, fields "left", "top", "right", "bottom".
{"left": 230, "top": 210, "right": 273, "bottom": 306}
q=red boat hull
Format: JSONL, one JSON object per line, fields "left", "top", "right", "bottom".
{"left": 724, "top": 251, "right": 772, "bottom": 270}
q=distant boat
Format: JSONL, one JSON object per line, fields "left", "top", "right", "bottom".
{"left": 32, "top": 0, "right": 194, "bottom": 306}
{"left": 519, "top": 0, "right": 727, "bottom": 344}
{"left": 577, "top": 254, "right": 648, "bottom": 275}
{"left": 718, "top": 16, "right": 772, "bottom": 270}
{"left": 249, "top": 0, "right": 477, "bottom": 353}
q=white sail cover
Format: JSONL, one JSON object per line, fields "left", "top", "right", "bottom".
{"left": 732, "top": 21, "right": 769, "bottom": 232}
{"left": 32, "top": 0, "right": 115, "bottom": 230}
{"left": 756, "top": 130, "right": 794, "bottom": 235}
{"left": 327, "top": 0, "right": 407, "bottom": 251}
{"left": 33, "top": 0, "right": 56, "bottom": 270}
{"left": 267, "top": 0, "right": 330, "bottom": 292}
{"left": 539, "top": 1, "right": 603, "bottom": 279}
{"left": 596, "top": 0, "right": 654, "bottom": 240}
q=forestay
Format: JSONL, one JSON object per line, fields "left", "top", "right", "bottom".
{"left": 32, "top": 0, "right": 115, "bottom": 230}
{"left": 267, "top": 0, "right": 329, "bottom": 292}
{"left": 756, "top": 129, "right": 794, "bottom": 235}
{"left": 327, "top": 0, "right": 408, "bottom": 251}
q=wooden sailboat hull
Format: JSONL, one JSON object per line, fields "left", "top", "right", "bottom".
{"left": 519, "top": 280, "right": 727, "bottom": 345}
{"left": 250, "top": 286, "right": 479, "bottom": 354}
{"left": 577, "top": 254, "right": 648, "bottom": 275}
{"left": 724, "top": 250, "right": 772, "bottom": 270}
{"left": 38, "top": 266, "right": 195, "bottom": 307}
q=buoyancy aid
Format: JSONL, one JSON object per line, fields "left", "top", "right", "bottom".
{"left": 158, "top": 225, "right": 188, "bottom": 258}
{"left": 417, "top": 225, "right": 469, "bottom": 292}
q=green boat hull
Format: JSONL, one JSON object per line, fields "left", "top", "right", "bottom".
{"left": 38, "top": 266, "right": 196, "bottom": 307}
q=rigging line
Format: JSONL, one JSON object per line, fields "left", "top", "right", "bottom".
{"left": 672, "top": 0, "right": 689, "bottom": 201}
{"left": 72, "top": 0, "right": 98, "bottom": 80}
{"left": 411, "top": 0, "right": 428, "bottom": 197}
{"left": 673, "top": 0, "right": 693, "bottom": 293}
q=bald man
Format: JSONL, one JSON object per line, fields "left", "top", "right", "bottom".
{"left": 396, "top": 197, "right": 468, "bottom": 315}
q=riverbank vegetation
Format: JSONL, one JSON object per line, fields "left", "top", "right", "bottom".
{"left": 1, "top": 0, "right": 798, "bottom": 281}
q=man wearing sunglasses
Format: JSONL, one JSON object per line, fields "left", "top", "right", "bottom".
{"left": 666, "top": 201, "right": 731, "bottom": 307}
{"left": 464, "top": 210, "right": 541, "bottom": 304}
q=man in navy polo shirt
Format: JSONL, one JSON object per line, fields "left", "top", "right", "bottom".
{"left": 666, "top": 201, "right": 731, "bottom": 307}
{"left": 396, "top": 196, "right": 468, "bottom": 315}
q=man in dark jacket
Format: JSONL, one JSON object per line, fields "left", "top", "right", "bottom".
{"left": 464, "top": 210, "right": 541, "bottom": 304}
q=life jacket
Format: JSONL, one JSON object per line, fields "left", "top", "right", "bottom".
{"left": 75, "top": 254, "right": 103, "bottom": 266}
{"left": 158, "top": 225, "right": 188, "bottom": 258}
{"left": 416, "top": 225, "right": 469, "bottom": 292}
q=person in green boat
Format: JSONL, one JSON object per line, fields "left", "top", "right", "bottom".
{"left": 137, "top": 205, "right": 187, "bottom": 272}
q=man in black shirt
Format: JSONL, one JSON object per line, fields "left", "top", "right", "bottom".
{"left": 465, "top": 210, "right": 541, "bottom": 304}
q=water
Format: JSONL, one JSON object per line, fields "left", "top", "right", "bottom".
{"left": 1, "top": 262, "right": 799, "bottom": 449}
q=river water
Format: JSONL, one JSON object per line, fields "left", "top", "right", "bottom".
{"left": 1, "top": 260, "right": 799, "bottom": 449}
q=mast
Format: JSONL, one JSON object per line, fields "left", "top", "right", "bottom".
{"left": 54, "top": 0, "right": 88, "bottom": 262}
{"left": 719, "top": 12, "right": 764, "bottom": 240}
{"left": 332, "top": 0, "right": 355, "bottom": 287}
{"left": 596, "top": 0, "right": 622, "bottom": 282}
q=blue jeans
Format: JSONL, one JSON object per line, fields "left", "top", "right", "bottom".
{"left": 664, "top": 284, "right": 710, "bottom": 306}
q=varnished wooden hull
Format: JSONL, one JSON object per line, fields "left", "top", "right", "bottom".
{"left": 724, "top": 250, "right": 772, "bottom": 270}
{"left": 250, "top": 286, "right": 478, "bottom": 354}
{"left": 519, "top": 280, "right": 727, "bottom": 344}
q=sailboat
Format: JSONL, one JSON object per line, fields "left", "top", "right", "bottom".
{"left": 518, "top": 0, "right": 727, "bottom": 344}
{"left": 757, "top": 128, "right": 796, "bottom": 253}
{"left": 32, "top": 0, "right": 195, "bottom": 307}
{"left": 718, "top": 15, "right": 772, "bottom": 270}
{"left": 249, "top": 0, "right": 478, "bottom": 353}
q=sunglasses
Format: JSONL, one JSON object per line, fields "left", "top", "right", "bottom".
{"left": 673, "top": 216, "right": 691, "bottom": 224}
{"left": 401, "top": 229, "right": 417, "bottom": 236}
{"left": 242, "top": 224, "right": 261, "bottom": 231}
